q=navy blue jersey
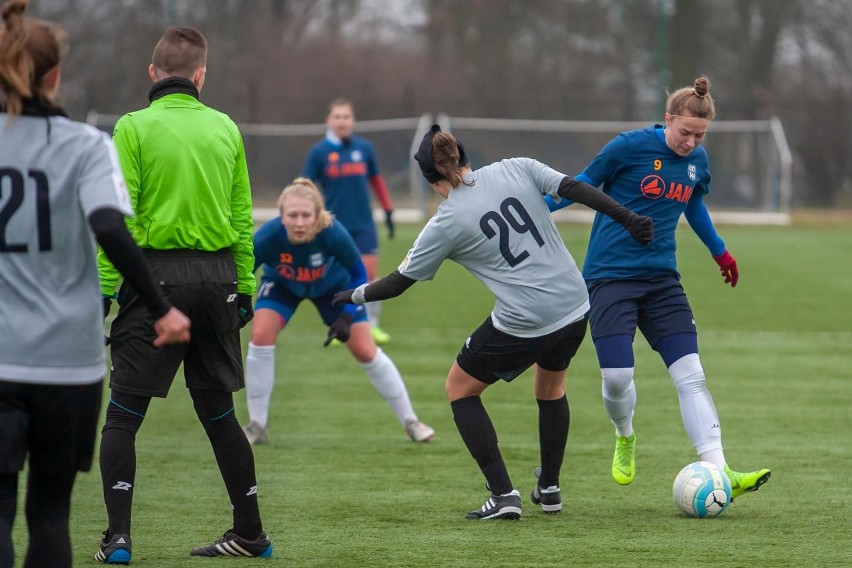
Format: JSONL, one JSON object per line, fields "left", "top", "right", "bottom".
{"left": 302, "top": 133, "right": 380, "bottom": 231}
{"left": 253, "top": 218, "right": 367, "bottom": 299}
{"left": 581, "top": 125, "right": 711, "bottom": 280}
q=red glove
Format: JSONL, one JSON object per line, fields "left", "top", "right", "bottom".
{"left": 712, "top": 250, "right": 738, "bottom": 287}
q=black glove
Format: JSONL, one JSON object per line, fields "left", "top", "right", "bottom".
{"left": 323, "top": 312, "right": 354, "bottom": 346}
{"left": 385, "top": 210, "right": 395, "bottom": 239}
{"left": 624, "top": 214, "right": 654, "bottom": 245}
{"left": 102, "top": 295, "right": 113, "bottom": 345}
{"left": 237, "top": 293, "right": 254, "bottom": 328}
{"left": 331, "top": 289, "right": 355, "bottom": 307}
{"left": 102, "top": 295, "right": 113, "bottom": 321}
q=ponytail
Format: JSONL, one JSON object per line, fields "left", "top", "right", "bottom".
{"left": 0, "top": 0, "right": 66, "bottom": 116}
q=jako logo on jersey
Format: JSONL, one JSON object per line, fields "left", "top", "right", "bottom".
{"left": 640, "top": 175, "right": 666, "bottom": 199}
{"left": 112, "top": 481, "right": 132, "bottom": 491}
{"left": 276, "top": 263, "right": 327, "bottom": 283}
{"left": 325, "top": 161, "right": 368, "bottom": 178}
{"left": 641, "top": 174, "right": 695, "bottom": 203}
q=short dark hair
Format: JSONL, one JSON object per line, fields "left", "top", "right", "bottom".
{"left": 151, "top": 26, "right": 207, "bottom": 79}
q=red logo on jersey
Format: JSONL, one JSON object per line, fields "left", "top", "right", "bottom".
{"left": 664, "top": 182, "right": 694, "bottom": 203}
{"left": 640, "top": 175, "right": 666, "bottom": 199}
{"left": 325, "top": 161, "right": 368, "bottom": 179}
{"left": 328, "top": 152, "right": 340, "bottom": 162}
{"left": 276, "top": 264, "right": 296, "bottom": 280}
{"left": 640, "top": 175, "right": 695, "bottom": 203}
{"left": 275, "top": 260, "right": 327, "bottom": 283}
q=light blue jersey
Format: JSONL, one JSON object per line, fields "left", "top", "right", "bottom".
{"left": 0, "top": 114, "right": 131, "bottom": 384}
{"left": 399, "top": 158, "right": 588, "bottom": 338}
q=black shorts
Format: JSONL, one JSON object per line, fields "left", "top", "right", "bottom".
{"left": 587, "top": 276, "right": 696, "bottom": 348}
{"left": 108, "top": 249, "right": 244, "bottom": 398}
{"left": 456, "top": 315, "right": 588, "bottom": 385}
{"left": 0, "top": 380, "right": 102, "bottom": 474}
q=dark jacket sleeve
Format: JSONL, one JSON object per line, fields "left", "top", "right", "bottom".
{"left": 89, "top": 208, "right": 170, "bottom": 319}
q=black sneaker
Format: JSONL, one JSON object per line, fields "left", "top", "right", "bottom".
{"left": 190, "top": 529, "right": 272, "bottom": 557}
{"left": 530, "top": 466, "right": 562, "bottom": 513}
{"left": 465, "top": 489, "right": 522, "bottom": 520}
{"left": 94, "top": 531, "right": 131, "bottom": 564}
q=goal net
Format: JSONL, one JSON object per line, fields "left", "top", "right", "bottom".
{"left": 86, "top": 111, "right": 432, "bottom": 222}
{"left": 434, "top": 116, "right": 792, "bottom": 225}
{"left": 86, "top": 111, "right": 791, "bottom": 225}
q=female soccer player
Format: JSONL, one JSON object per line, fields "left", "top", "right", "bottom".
{"left": 333, "top": 125, "right": 653, "bottom": 519}
{"left": 0, "top": 2, "right": 189, "bottom": 566}
{"left": 242, "top": 178, "right": 434, "bottom": 445}
{"left": 546, "top": 76, "right": 771, "bottom": 500}
{"left": 302, "top": 99, "right": 395, "bottom": 344}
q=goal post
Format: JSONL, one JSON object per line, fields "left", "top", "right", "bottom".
{"left": 86, "top": 111, "right": 791, "bottom": 225}
{"left": 86, "top": 110, "right": 433, "bottom": 223}
{"left": 429, "top": 116, "right": 792, "bottom": 225}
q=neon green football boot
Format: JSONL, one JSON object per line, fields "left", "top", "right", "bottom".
{"left": 612, "top": 433, "right": 636, "bottom": 485}
{"left": 724, "top": 465, "right": 771, "bottom": 499}
{"left": 371, "top": 326, "right": 391, "bottom": 345}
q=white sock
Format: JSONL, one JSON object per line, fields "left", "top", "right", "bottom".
{"left": 601, "top": 367, "right": 636, "bottom": 437}
{"left": 699, "top": 449, "right": 727, "bottom": 469}
{"left": 245, "top": 342, "right": 275, "bottom": 428}
{"left": 365, "top": 299, "right": 382, "bottom": 328}
{"left": 668, "top": 353, "right": 725, "bottom": 465}
{"left": 360, "top": 348, "right": 416, "bottom": 425}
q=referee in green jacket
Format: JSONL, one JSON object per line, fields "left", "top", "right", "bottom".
{"left": 95, "top": 26, "right": 271, "bottom": 562}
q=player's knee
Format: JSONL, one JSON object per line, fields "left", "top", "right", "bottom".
{"left": 669, "top": 353, "right": 706, "bottom": 394}
{"left": 102, "top": 404, "right": 144, "bottom": 436}
{"left": 601, "top": 367, "right": 634, "bottom": 396}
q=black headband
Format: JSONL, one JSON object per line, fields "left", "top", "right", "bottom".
{"left": 414, "top": 124, "right": 469, "bottom": 183}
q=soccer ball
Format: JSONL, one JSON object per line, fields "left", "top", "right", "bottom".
{"left": 672, "top": 461, "right": 731, "bottom": 518}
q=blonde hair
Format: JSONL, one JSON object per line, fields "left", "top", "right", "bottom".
{"left": 277, "top": 177, "right": 333, "bottom": 240}
{"left": 0, "top": 0, "right": 67, "bottom": 116}
{"left": 666, "top": 76, "right": 716, "bottom": 120}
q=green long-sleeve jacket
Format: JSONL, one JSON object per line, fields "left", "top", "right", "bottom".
{"left": 97, "top": 92, "right": 255, "bottom": 296}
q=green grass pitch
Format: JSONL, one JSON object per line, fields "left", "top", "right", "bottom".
{"left": 11, "top": 221, "right": 852, "bottom": 567}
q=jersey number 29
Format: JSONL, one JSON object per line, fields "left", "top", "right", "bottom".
{"left": 479, "top": 197, "right": 544, "bottom": 267}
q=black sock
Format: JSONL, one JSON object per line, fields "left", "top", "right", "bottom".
{"left": 537, "top": 395, "right": 569, "bottom": 488}
{"left": 0, "top": 473, "right": 17, "bottom": 568}
{"left": 100, "top": 395, "right": 147, "bottom": 537}
{"left": 191, "top": 390, "right": 262, "bottom": 540}
{"left": 451, "top": 396, "right": 512, "bottom": 495}
{"left": 22, "top": 468, "right": 75, "bottom": 568}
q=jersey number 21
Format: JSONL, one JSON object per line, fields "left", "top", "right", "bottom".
{"left": 0, "top": 167, "right": 52, "bottom": 253}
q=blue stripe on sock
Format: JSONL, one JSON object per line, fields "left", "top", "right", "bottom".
{"left": 109, "top": 398, "right": 145, "bottom": 418}
{"left": 210, "top": 407, "right": 235, "bottom": 421}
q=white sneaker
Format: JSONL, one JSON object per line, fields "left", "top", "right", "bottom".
{"left": 242, "top": 421, "right": 268, "bottom": 445}
{"left": 404, "top": 419, "right": 435, "bottom": 442}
